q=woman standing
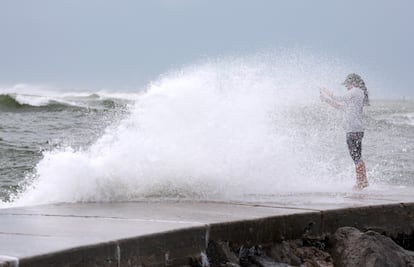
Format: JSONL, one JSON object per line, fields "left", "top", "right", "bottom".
{"left": 320, "top": 73, "right": 369, "bottom": 190}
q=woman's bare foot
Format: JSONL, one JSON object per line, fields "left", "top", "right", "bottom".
{"left": 353, "top": 180, "right": 369, "bottom": 191}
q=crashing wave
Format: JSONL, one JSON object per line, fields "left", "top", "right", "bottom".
{"left": 0, "top": 92, "right": 132, "bottom": 111}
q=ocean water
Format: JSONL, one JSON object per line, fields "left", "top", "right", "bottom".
{"left": 0, "top": 54, "right": 413, "bottom": 207}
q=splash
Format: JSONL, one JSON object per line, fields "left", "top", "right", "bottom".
{"left": 8, "top": 51, "right": 361, "bottom": 206}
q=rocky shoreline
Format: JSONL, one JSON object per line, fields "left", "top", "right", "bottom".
{"left": 198, "top": 226, "right": 414, "bottom": 267}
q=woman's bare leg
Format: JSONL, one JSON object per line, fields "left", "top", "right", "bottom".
{"left": 354, "top": 160, "right": 368, "bottom": 190}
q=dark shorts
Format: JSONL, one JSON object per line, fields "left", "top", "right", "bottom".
{"left": 346, "top": 132, "right": 364, "bottom": 164}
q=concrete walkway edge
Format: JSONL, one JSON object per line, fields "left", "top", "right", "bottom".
{"left": 1, "top": 202, "right": 413, "bottom": 266}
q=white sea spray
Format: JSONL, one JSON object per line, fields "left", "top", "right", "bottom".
{"left": 5, "top": 51, "right": 414, "bottom": 206}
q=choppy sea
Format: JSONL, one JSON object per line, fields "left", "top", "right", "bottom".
{"left": 1, "top": 56, "right": 413, "bottom": 207}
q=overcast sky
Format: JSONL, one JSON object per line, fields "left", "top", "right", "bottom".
{"left": 1, "top": 0, "right": 413, "bottom": 97}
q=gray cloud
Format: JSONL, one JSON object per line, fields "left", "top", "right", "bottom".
{"left": 0, "top": 0, "right": 413, "bottom": 97}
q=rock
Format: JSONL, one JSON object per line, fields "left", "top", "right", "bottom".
{"left": 207, "top": 240, "right": 241, "bottom": 267}
{"left": 268, "top": 241, "right": 302, "bottom": 266}
{"left": 330, "top": 227, "right": 414, "bottom": 267}
{"left": 250, "top": 255, "right": 296, "bottom": 267}
{"left": 267, "top": 239, "right": 333, "bottom": 267}
{"left": 294, "top": 246, "right": 333, "bottom": 267}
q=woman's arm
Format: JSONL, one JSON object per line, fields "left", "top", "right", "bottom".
{"left": 320, "top": 87, "right": 334, "bottom": 98}
{"left": 320, "top": 88, "right": 341, "bottom": 109}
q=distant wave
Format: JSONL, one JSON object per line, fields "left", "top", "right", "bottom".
{"left": 0, "top": 93, "right": 132, "bottom": 111}
{"left": 0, "top": 94, "right": 22, "bottom": 109}
{"left": 370, "top": 109, "right": 414, "bottom": 127}
{"left": 387, "top": 112, "right": 414, "bottom": 126}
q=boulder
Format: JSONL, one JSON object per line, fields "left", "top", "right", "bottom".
{"left": 330, "top": 227, "right": 414, "bottom": 267}
{"left": 266, "top": 239, "right": 333, "bottom": 267}
{"left": 294, "top": 246, "right": 333, "bottom": 267}
{"left": 268, "top": 241, "right": 302, "bottom": 266}
{"left": 250, "top": 255, "right": 296, "bottom": 267}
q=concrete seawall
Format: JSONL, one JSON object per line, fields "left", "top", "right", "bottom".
{"left": 1, "top": 193, "right": 414, "bottom": 266}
